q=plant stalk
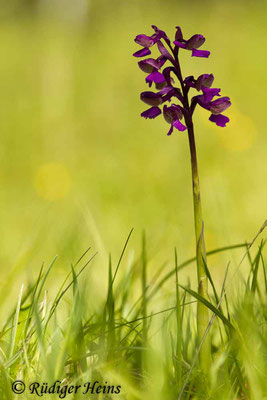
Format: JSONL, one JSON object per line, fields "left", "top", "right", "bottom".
{"left": 186, "top": 118, "right": 211, "bottom": 370}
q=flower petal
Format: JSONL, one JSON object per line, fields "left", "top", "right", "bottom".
{"left": 146, "top": 70, "right": 166, "bottom": 87}
{"left": 173, "top": 40, "right": 187, "bottom": 49}
{"left": 138, "top": 56, "right": 167, "bottom": 73}
{"left": 184, "top": 75, "right": 196, "bottom": 88}
{"left": 157, "top": 41, "right": 173, "bottom": 59}
{"left": 186, "top": 34, "right": 205, "bottom": 50}
{"left": 201, "top": 87, "right": 221, "bottom": 103}
{"left": 157, "top": 55, "right": 168, "bottom": 68}
{"left": 173, "top": 119, "right": 187, "bottom": 131}
{"left": 175, "top": 26, "right": 183, "bottom": 41}
{"left": 195, "top": 74, "right": 214, "bottom": 91}
{"left": 155, "top": 81, "right": 168, "bottom": 90}
{"left": 133, "top": 47, "right": 151, "bottom": 58}
{"left": 134, "top": 34, "right": 154, "bottom": 48}
{"left": 141, "top": 107, "right": 162, "bottom": 119}
{"left": 163, "top": 104, "right": 183, "bottom": 123}
{"left": 163, "top": 66, "right": 175, "bottom": 86}
{"left": 191, "top": 49, "right": 210, "bottom": 58}
{"left": 151, "top": 25, "right": 169, "bottom": 43}
{"left": 210, "top": 97, "right": 231, "bottom": 114}
{"left": 158, "top": 86, "right": 174, "bottom": 95}
{"left": 140, "top": 91, "right": 163, "bottom": 106}
{"left": 138, "top": 58, "right": 160, "bottom": 73}
{"left": 209, "top": 114, "right": 230, "bottom": 127}
{"left": 167, "top": 124, "right": 174, "bottom": 136}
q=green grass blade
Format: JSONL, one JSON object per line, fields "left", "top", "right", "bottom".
{"left": 9, "top": 284, "right": 23, "bottom": 360}
{"left": 179, "top": 285, "right": 234, "bottom": 331}
{"left": 142, "top": 231, "right": 148, "bottom": 344}
{"left": 202, "top": 255, "right": 219, "bottom": 305}
{"left": 112, "top": 228, "right": 134, "bottom": 284}
{"left": 36, "top": 256, "right": 58, "bottom": 304}
{"left": 107, "top": 255, "right": 115, "bottom": 359}
{"left": 251, "top": 240, "right": 264, "bottom": 294}
{"left": 148, "top": 243, "right": 247, "bottom": 302}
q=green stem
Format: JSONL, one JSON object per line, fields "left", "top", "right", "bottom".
{"left": 187, "top": 120, "right": 211, "bottom": 370}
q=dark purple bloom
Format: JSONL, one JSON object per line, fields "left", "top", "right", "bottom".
{"left": 175, "top": 26, "right": 183, "bottom": 41}
{"left": 158, "top": 85, "right": 178, "bottom": 102}
{"left": 195, "top": 74, "right": 214, "bottom": 91}
{"left": 138, "top": 57, "right": 167, "bottom": 73}
{"left": 163, "top": 104, "right": 187, "bottom": 135}
{"left": 135, "top": 34, "right": 154, "bottom": 48}
{"left": 184, "top": 74, "right": 214, "bottom": 91}
{"left": 133, "top": 48, "right": 151, "bottom": 58}
{"left": 151, "top": 25, "right": 169, "bottom": 43}
{"left": 186, "top": 34, "right": 205, "bottom": 50}
{"left": 192, "top": 49, "right": 210, "bottom": 58}
{"left": 133, "top": 25, "right": 231, "bottom": 133}
{"left": 209, "top": 114, "right": 229, "bottom": 127}
{"left": 133, "top": 26, "right": 168, "bottom": 58}
{"left": 197, "top": 87, "right": 221, "bottom": 105}
{"left": 141, "top": 107, "right": 162, "bottom": 119}
{"left": 209, "top": 97, "right": 231, "bottom": 114}
{"left": 174, "top": 31, "right": 210, "bottom": 58}
{"left": 195, "top": 89, "right": 231, "bottom": 126}
{"left": 184, "top": 75, "right": 195, "bottom": 89}
{"left": 140, "top": 91, "right": 163, "bottom": 106}
{"left": 145, "top": 70, "right": 166, "bottom": 88}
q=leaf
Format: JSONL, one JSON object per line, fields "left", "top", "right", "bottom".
{"left": 179, "top": 285, "right": 234, "bottom": 331}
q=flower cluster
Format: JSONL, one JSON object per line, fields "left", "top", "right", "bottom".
{"left": 133, "top": 25, "right": 231, "bottom": 134}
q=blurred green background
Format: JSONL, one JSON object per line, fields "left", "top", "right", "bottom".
{"left": 0, "top": 0, "right": 266, "bottom": 311}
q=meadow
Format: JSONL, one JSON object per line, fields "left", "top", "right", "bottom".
{"left": 0, "top": 0, "right": 266, "bottom": 398}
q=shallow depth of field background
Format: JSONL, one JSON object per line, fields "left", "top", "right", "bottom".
{"left": 0, "top": 0, "right": 266, "bottom": 315}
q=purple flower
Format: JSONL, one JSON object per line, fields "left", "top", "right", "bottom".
{"left": 197, "top": 87, "right": 221, "bottom": 106}
{"left": 163, "top": 105, "right": 187, "bottom": 135}
{"left": 209, "top": 97, "right": 231, "bottom": 114}
{"left": 185, "top": 74, "right": 214, "bottom": 91}
{"left": 133, "top": 48, "right": 152, "bottom": 58}
{"left": 173, "top": 31, "right": 210, "bottom": 58}
{"left": 140, "top": 91, "right": 163, "bottom": 106}
{"left": 141, "top": 107, "right": 162, "bottom": 119}
{"left": 195, "top": 74, "right": 214, "bottom": 91}
{"left": 133, "top": 27, "right": 167, "bottom": 58}
{"left": 209, "top": 114, "right": 229, "bottom": 127}
{"left": 151, "top": 25, "right": 170, "bottom": 43}
{"left": 195, "top": 88, "right": 231, "bottom": 126}
{"left": 135, "top": 34, "right": 155, "bottom": 48}
{"left": 191, "top": 49, "right": 210, "bottom": 58}
{"left": 133, "top": 25, "right": 231, "bottom": 133}
{"left": 186, "top": 34, "right": 206, "bottom": 50}
{"left": 145, "top": 70, "right": 166, "bottom": 88}
{"left": 138, "top": 56, "right": 167, "bottom": 73}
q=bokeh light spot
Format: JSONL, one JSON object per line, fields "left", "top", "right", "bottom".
{"left": 34, "top": 162, "right": 71, "bottom": 201}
